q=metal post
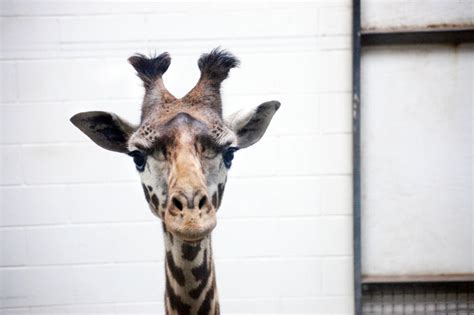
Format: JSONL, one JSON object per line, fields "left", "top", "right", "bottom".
{"left": 352, "top": 0, "right": 362, "bottom": 314}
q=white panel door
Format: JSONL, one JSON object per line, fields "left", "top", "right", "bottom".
{"left": 361, "top": 44, "right": 473, "bottom": 276}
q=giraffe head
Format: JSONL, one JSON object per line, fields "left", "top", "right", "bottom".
{"left": 71, "top": 49, "right": 280, "bottom": 242}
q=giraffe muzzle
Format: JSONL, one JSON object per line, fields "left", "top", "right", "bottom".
{"left": 164, "top": 190, "right": 217, "bottom": 242}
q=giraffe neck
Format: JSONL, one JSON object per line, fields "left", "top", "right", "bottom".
{"left": 163, "top": 228, "right": 219, "bottom": 315}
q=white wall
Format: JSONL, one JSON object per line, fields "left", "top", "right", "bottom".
{"left": 0, "top": 1, "right": 354, "bottom": 314}
{"left": 362, "top": 0, "right": 474, "bottom": 30}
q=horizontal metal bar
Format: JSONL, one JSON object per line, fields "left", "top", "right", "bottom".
{"left": 362, "top": 274, "right": 474, "bottom": 284}
{"left": 361, "top": 27, "right": 474, "bottom": 46}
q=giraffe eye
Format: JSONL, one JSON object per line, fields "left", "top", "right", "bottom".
{"left": 223, "top": 147, "right": 238, "bottom": 168}
{"left": 155, "top": 147, "right": 167, "bottom": 161}
{"left": 201, "top": 145, "right": 218, "bottom": 159}
{"left": 129, "top": 150, "right": 147, "bottom": 172}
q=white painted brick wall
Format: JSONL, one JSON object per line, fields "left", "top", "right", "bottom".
{"left": 0, "top": 1, "right": 353, "bottom": 314}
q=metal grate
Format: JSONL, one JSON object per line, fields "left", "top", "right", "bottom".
{"left": 362, "top": 282, "right": 474, "bottom": 314}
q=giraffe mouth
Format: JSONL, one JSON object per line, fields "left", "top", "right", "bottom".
{"left": 176, "top": 234, "right": 205, "bottom": 243}
{"left": 164, "top": 210, "right": 217, "bottom": 242}
{"left": 168, "top": 224, "right": 216, "bottom": 242}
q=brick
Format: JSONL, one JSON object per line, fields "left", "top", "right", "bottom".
{"left": 322, "top": 257, "right": 354, "bottom": 296}
{"left": 0, "top": 229, "right": 27, "bottom": 266}
{"left": 146, "top": 7, "right": 318, "bottom": 40}
{"left": 16, "top": 59, "right": 142, "bottom": 102}
{"left": 277, "top": 135, "right": 352, "bottom": 175}
{"left": 0, "top": 102, "right": 139, "bottom": 144}
{"left": 319, "top": 135, "right": 352, "bottom": 174}
{"left": 1, "top": 48, "right": 59, "bottom": 60}
{"left": 269, "top": 94, "right": 319, "bottom": 135}
{"left": 279, "top": 217, "right": 352, "bottom": 256}
{"left": 58, "top": 41, "right": 148, "bottom": 59}
{"left": 278, "top": 296, "right": 354, "bottom": 313}
{"left": 72, "top": 262, "right": 163, "bottom": 304}
{"left": 29, "top": 304, "right": 116, "bottom": 314}
{"left": 316, "top": 216, "right": 352, "bottom": 256}
{"left": 223, "top": 93, "right": 320, "bottom": 136}
{"left": 228, "top": 52, "right": 322, "bottom": 95}
{"left": 221, "top": 298, "right": 281, "bottom": 313}
{"left": 229, "top": 136, "right": 278, "bottom": 178}
{"left": 17, "top": 60, "right": 101, "bottom": 101}
{"left": 0, "top": 62, "right": 17, "bottom": 102}
{"left": 220, "top": 297, "right": 353, "bottom": 313}
{"left": 320, "top": 92, "right": 352, "bottom": 133}
{"left": 220, "top": 176, "right": 321, "bottom": 218}
{"left": 0, "top": 263, "right": 164, "bottom": 307}
{"left": 217, "top": 258, "right": 322, "bottom": 299}
{"left": 214, "top": 217, "right": 350, "bottom": 258}
{"left": 100, "top": 59, "right": 143, "bottom": 100}
{"left": 319, "top": 6, "right": 352, "bottom": 35}
{"left": 0, "top": 146, "right": 23, "bottom": 185}
{"left": 108, "top": 223, "right": 163, "bottom": 262}
{"left": 21, "top": 144, "right": 137, "bottom": 184}
{"left": 1, "top": 309, "right": 30, "bottom": 315}
{"left": 66, "top": 183, "right": 153, "bottom": 223}
{"left": 0, "top": 2, "right": 350, "bottom": 18}
{"left": 0, "top": 184, "right": 151, "bottom": 227}
{"left": 276, "top": 136, "right": 320, "bottom": 175}
{"left": 114, "top": 302, "right": 163, "bottom": 313}
{"left": 214, "top": 219, "right": 280, "bottom": 258}
{"left": 276, "top": 135, "right": 320, "bottom": 175}
{"left": 1, "top": 17, "right": 60, "bottom": 50}
{"left": 25, "top": 223, "right": 162, "bottom": 265}
{"left": 321, "top": 175, "right": 353, "bottom": 215}
{"left": 1, "top": 186, "right": 70, "bottom": 227}
{"left": 25, "top": 226, "right": 112, "bottom": 265}
{"left": 319, "top": 50, "right": 351, "bottom": 92}
{"left": 59, "top": 15, "right": 146, "bottom": 42}
{"left": 0, "top": 268, "right": 27, "bottom": 307}
{"left": 318, "top": 35, "right": 352, "bottom": 50}
{"left": 0, "top": 2, "right": 159, "bottom": 16}
{"left": 1, "top": 267, "right": 77, "bottom": 307}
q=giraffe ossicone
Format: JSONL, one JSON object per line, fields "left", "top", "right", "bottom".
{"left": 71, "top": 48, "right": 280, "bottom": 315}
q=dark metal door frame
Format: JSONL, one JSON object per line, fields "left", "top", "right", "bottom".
{"left": 351, "top": 1, "right": 474, "bottom": 313}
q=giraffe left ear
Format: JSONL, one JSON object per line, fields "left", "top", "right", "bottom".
{"left": 70, "top": 111, "right": 136, "bottom": 153}
{"left": 225, "top": 100, "right": 280, "bottom": 148}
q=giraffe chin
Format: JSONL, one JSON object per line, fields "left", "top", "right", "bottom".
{"left": 168, "top": 225, "right": 216, "bottom": 243}
{"left": 164, "top": 214, "right": 217, "bottom": 243}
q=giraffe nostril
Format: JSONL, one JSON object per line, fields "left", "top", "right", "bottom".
{"left": 172, "top": 197, "right": 183, "bottom": 211}
{"left": 198, "top": 195, "right": 207, "bottom": 209}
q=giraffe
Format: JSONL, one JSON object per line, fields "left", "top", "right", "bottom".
{"left": 70, "top": 48, "right": 280, "bottom": 315}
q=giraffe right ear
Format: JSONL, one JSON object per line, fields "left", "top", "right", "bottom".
{"left": 225, "top": 101, "right": 280, "bottom": 148}
{"left": 70, "top": 111, "right": 136, "bottom": 153}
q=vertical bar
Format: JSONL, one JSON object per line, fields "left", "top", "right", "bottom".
{"left": 352, "top": 0, "right": 362, "bottom": 314}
